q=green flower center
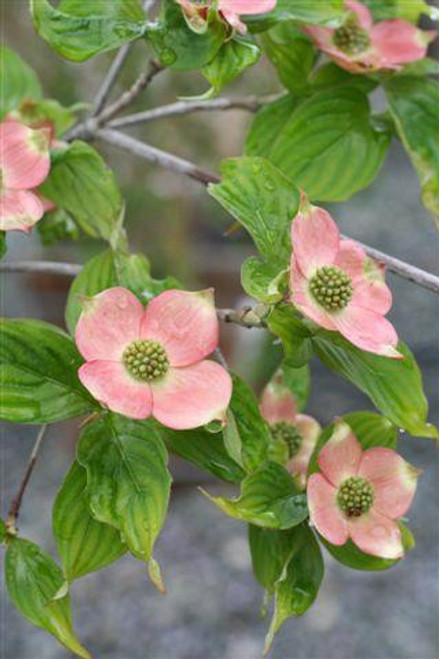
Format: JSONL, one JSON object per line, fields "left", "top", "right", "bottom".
{"left": 123, "top": 339, "right": 169, "bottom": 382}
{"left": 337, "top": 476, "right": 374, "bottom": 517}
{"left": 271, "top": 421, "right": 303, "bottom": 458}
{"left": 333, "top": 17, "right": 371, "bottom": 55}
{"left": 309, "top": 265, "right": 353, "bottom": 311}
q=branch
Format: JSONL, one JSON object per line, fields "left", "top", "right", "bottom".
{"left": 92, "top": 0, "right": 159, "bottom": 115}
{"left": 98, "top": 59, "right": 164, "bottom": 125}
{"left": 6, "top": 425, "right": 48, "bottom": 535}
{"left": 0, "top": 261, "right": 82, "bottom": 277}
{"left": 96, "top": 128, "right": 220, "bottom": 184}
{"left": 94, "top": 130, "right": 439, "bottom": 294}
{"left": 106, "top": 95, "right": 275, "bottom": 129}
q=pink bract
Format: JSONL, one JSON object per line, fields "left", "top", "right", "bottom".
{"left": 76, "top": 287, "right": 233, "bottom": 430}
{"left": 177, "top": 0, "right": 276, "bottom": 34}
{"left": 289, "top": 202, "right": 402, "bottom": 358}
{"left": 307, "top": 420, "right": 419, "bottom": 559}
{"left": 260, "top": 375, "right": 321, "bottom": 488}
{"left": 304, "top": 0, "right": 436, "bottom": 74}
{"left": 0, "top": 119, "right": 51, "bottom": 232}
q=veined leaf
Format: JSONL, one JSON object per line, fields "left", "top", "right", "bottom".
{"left": 204, "top": 461, "right": 308, "bottom": 529}
{"left": 312, "top": 333, "right": 438, "bottom": 438}
{"left": 77, "top": 414, "right": 171, "bottom": 566}
{"left": 224, "top": 374, "right": 271, "bottom": 473}
{"left": 0, "top": 319, "right": 95, "bottom": 423}
{"left": 261, "top": 23, "right": 317, "bottom": 92}
{"left": 160, "top": 425, "right": 245, "bottom": 484}
{"left": 246, "top": 87, "right": 391, "bottom": 202}
{"left": 209, "top": 157, "right": 300, "bottom": 266}
{"left": 0, "top": 46, "right": 42, "bottom": 118}
{"left": 53, "top": 461, "right": 127, "bottom": 582}
{"left": 31, "top": 0, "right": 147, "bottom": 61}
{"left": 267, "top": 305, "right": 314, "bottom": 368}
{"left": 263, "top": 524, "right": 324, "bottom": 654}
{"left": 245, "top": 0, "right": 345, "bottom": 31}
{"left": 241, "top": 257, "right": 288, "bottom": 304}
{"left": 65, "top": 249, "right": 117, "bottom": 334}
{"left": 39, "top": 141, "right": 123, "bottom": 243}
{"left": 5, "top": 537, "right": 90, "bottom": 658}
{"left": 385, "top": 76, "right": 439, "bottom": 224}
{"left": 147, "top": 0, "right": 226, "bottom": 70}
{"left": 201, "top": 37, "right": 260, "bottom": 98}
{"left": 363, "top": 0, "right": 432, "bottom": 22}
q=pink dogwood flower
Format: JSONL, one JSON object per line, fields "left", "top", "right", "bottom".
{"left": 304, "top": 0, "right": 436, "bottom": 74}
{"left": 177, "top": 0, "right": 277, "bottom": 35}
{"left": 0, "top": 119, "right": 51, "bottom": 232}
{"left": 290, "top": 202, "right": 401, "bottom": 358}
{"left": 76, "top": 286, "right": 233, "bottom": 430}
{"left": 308, "top": 420, "right": 419, "bottom": 559}
{"left": 260, "top": 375, "right": 321, "bottom": 488}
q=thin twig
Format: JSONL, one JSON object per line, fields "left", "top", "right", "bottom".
{"left": 92, "top": 44, "right": 135, "bottom": 117}
{"left": 92, "top": 0, "right": 159, "bottom": 115}
{"left": 97, "top": 59, "right": 164, "bottom": 125}
{"left": 6, "top": 425, "right": 48, "bottom": 535}
{"left": 96, "top": 128, "right": 220, "bottom": 184}
{"left": 0, "top": 261, "right": 82, "bottom": 277}
{"left": 106, "top": 95, "right": 271, "bottom": 129}
{"left": 94, "top": 129, "right": 439, "bottom": 294}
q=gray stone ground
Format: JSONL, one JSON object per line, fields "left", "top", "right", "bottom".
{"left": 0, "top": 117, "right": 438, "bottom": 659}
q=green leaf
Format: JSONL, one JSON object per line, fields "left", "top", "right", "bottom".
{"left": 310, "top": 62, "right": 378, "bottom": 94}
{"left": 246, "top": 87, "right": 391, "bottom": 202}
{"left": 0, "top": 232, "right": 6, "bottom": 259}
{"left": 0, "top": 518, "right": 6, "bottom": 542}
{"left": 147, "top": 0, "right": 226, "bottom": 70}
{"left": 77, "top": 414, "right": 171, "bottom": 565}
{"left": 5, "top": 537, "right": 90, "bottom": 658}
{"left": 267, "top": 305, "right": 313, "bottom": 368}
{"left": 261, "top": 23, "right": 317, "bottom": 92}
{"left": 37, "top": 208, "right": 79, "bottom": 246}
{"left": 248, "top": 524, "right": 295, "bottom": 594}
{"left": 279, "top": 363, "right": 310, "bottom": 412}
{"left": 53, "top": 461, "right": 127, "bottom": 582}
{"left": 385, "top": 76, "right": 439, "bottom": 223}
{"left": 30, "top": 0, "right": 147, "bottom": 62}
{"left": 245, "top": 95, "right": 302, "bottom": 160}
{"left": 159, "top": 425, "right": 245, "bottom": 484}
{"left": 65, "top": 249, "right": 117, "bottom": 334}
{"left": 312, "top": 332, "right": 438, "bottom": 438}
{"left": 363, "top": 0, "right": 433, "bottom": 22}
{"left": 201, "top": 37, "right": 260, "bottom": 98}
{"left": 224, "top": 374, "right": 271, "bottom": 473}
{"left": 241, "top": 257, "right": 288, "bottom": 304}
{"left": 204, "top": 461, "right": 308, "bottom": 529}
{"left": 396, "top": 58, "right": 439, "bottom": 78}
{"left": 0, "top": 46, "right": 42, "bottom": 118}
{"left": 39, "top": 141, "right": 124, "bottom": 243}
{"left": 245, "top": 0, "right": 345, "bottom": 31}
{"left": 264, "top": 524, "right": 324, "bottom": 654}
{"left": 0, "top": 319, "right": 95, "bottom": 423}
{"left": 209, "top": 157, "right": 300, "bottom": 266}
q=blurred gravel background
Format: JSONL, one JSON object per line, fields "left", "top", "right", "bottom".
{"left": 1, "top": 2, "right": 438, "bottom": 658}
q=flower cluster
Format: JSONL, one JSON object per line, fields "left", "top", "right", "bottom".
{"left": 177, "top": 0, "right": 277, "bottom": 35}
{"left": 308, "top": 421, "right": 419, "bottom": 558}
{"left": 260, "top": 375, "right": 320, "bottom": 488}
{"left": 304, "top": 0, "right": 436, "bottom": 73}
{"left": 0, "top": 119, "right": 51, "bottom": 232}
{"left": 289, "top": 201, "right": 401, "bottom": 358}
{"left": 76, "top": 286, "right": 232, "bottom": 430}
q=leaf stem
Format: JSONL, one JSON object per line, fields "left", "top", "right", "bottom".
{"left": 6, "top": 425, "right": 48, "bottom": 535}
